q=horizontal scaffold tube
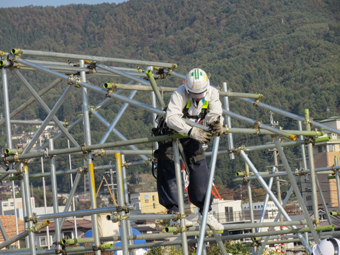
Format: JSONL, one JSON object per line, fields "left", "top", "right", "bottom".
{"left": 19, "top": 64, "right": 156, "bottom": 78}
{"left": 2, "top": 226, "right": 336, "bottom": 255}
{"left": 34, "top": 206, "right": 132, "bottom": 220}
{"left": 11, "top": 48, "right": 177, "bottom": 68}
{"left": 234, "top": 165, "right": 340, "bottom": 181}
{"left": 102, "top": 83, "right": 264, "bottom": 99}
{"left": 8, "top": 161, "right": 145, "bottom": 181}
{"left": 62, "top": 225, "right": 334, "bottom": 254}
{"left": 241, "top": 98, "right": 340, "bottom": 136}
{"left": 0, "top": 133, "right": 186, "bottom": 163}
{"left": 1, "top": 135, "right": 327, "bottom": 164}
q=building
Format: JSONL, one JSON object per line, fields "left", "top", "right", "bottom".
{"left": 130, "top": 192, "right": 166, "bottom": 214}
{"left": 242, "top": 201, "right": 279, "bottom": 220}
{"left": 0, "top": 197, "right": 35, "bottom": 215}
{"left": 36, "top": 218, "right": 93, "bottom": 248}
{"left": 0, "top": 215, "right": 25, "bottom": 245}
{"left": 300, "top": 117, "right": 340, "bottom": 213}
{"left": 210, "top": 199, "right": 242, "bottom": 223}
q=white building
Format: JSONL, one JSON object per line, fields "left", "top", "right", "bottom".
{"left": 0, "top": 197, "right": 35, "bottom": 215}
{"left": 243, "top": 201, "right": 279, "bottom": 219}
{"left": 210, "top": 199, "right": 242, "bottom": 223}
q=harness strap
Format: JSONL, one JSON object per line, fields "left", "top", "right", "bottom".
{"left": 189, "top": 154, "right": 206, "bottom": 164}
{"left": 182, "top": 100, "right": 209, "bottom": 120}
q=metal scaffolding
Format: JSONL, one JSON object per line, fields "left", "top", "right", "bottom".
{"left": 0, "top": 48, "right": 339, "bottom": 254}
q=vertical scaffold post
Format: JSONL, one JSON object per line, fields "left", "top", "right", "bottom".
{"left": 22, "top": 165, "right": 36, "bottom": 255}
{"left": 172, "top": 139, "right": 189, "bottom": 255}
{"left": 1, "top": 66, "right": 12, "bottom": 245}
{"left": 68, "top": 140, "right": 78, "bottom": 240}
{"left": 121, "top": 154, "right": 134, "bottom": 255}
{"left": 20, "top": 172, "right": 29, "bottom": 247}
{"left": 196, "top": 136, "right": 220, "bottom": 255}
{"left": 222, "top": 82, "right": 234, "bottom": 159}
{"left": 245, "top": 161, "right": 255, "bottom": 233}
{"left": 115, "top": 153, "right": 129, "bottom": 255}
{"left": 49, "top": 139, "right": 61, "bottom": 252}
{"left": 80, "top": 60, "right": 101, "bottom": 255}
{"left": 335, "top": 156, "right": 340, "bottom": 213}
{"left": 151, "top": 91, "right": 159, "bottom": 150}
{"left": 298, "top": 120, "right": 309, "bottom": 244}
{"left": 305, "top": 109, "right": 319, "bottom": 226}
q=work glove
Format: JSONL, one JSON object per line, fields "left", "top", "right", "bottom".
{"left": 209, "top": 116, "right": 223, "bottom": 135}
{"left": 189, "top": 127, "right": 213, "bottom": 144}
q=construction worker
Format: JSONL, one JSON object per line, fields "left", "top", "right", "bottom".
{"left": 312, "top": 238, "right": 340, "bottom": 255}
{"left": 156, "top": 68, "right": 224, "bottom": 231}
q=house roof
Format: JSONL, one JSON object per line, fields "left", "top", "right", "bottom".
{"left": 0, "top": 215, "right": 25, "bottom": 242}
{"left": 41, "top": 219, "right": 92, "bottom": 232}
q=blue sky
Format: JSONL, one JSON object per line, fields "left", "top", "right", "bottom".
{"left": 0, "top": 0, "right": 127, "bottom": 8}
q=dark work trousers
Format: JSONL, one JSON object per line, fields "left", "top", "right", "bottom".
{"left": 157, "top": 138, "right": 212, "bottom": 214}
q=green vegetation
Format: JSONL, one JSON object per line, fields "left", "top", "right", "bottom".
{"left": 0, "top": 0, "right": 339, "bottom": 193}
{"left": 146, "top": 241, "right": 280, "bottom": 254}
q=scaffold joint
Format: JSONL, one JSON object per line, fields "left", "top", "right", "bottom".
{"left": 81, "top": 143, "right": 87, "bottom": 154}
{"left": 76, "top": 166, "right": 88, "bottom": 174}
{"left": 44, "top": 148, "right": 52, "bottom": 158}
{"left": 93, "top": 245, "right": 103, "bottom": 252}
{"left": 224, "top": 124, "right": 229, "bottom": 135}
{"left": 67, "top": 74, "right": 81, "bottom": 87}
{"left": 312, "top": 219, "right": 320, "bottom": 225}
{"left": 173, "top": 212, "right": 187, "bottom": 221}
{"left": 55, "top": 249, "right": 66, "bottom": 255}
{"left": 24, "top": 213, "right": 37, "bottom": 224}
{"left": 93, "top": 149, "right": 105, "bottom": 158}
{"left": 144, "top": 158, "right": 152, "bottom": 166}
{"left": 304, "top": 137, "right": 315, "bottom": 145}
{"left": 332, "top": 164, "right": 338, "bottom": 173}
{"left": 172, "top": 226, "right": 187, "bottom": 235}
{"left": 253, "top": 94, "right": 264, "bottom": 106}
{"left": 230, "top": 146, "right": 245, "bottom": 155}
{"left": 122, "top": 161, "right": 129, "bottom": 169}
{"left": 117, "top": 206, "right": 130, "bottom": 213}
{"left": 253, "top": 121, "right": 261, "bottom": 134}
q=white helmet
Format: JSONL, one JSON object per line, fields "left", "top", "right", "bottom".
{"left": 185, "top": 68, "right": 210, "bottom": 98}
{"left": 312, "top": 238, "right": 340, "bottom": 255}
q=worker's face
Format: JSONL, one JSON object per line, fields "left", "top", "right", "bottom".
{"left": 189, "top": 90, "right": 207, "bottom": 101}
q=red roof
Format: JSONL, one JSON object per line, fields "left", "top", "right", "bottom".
{"left": 0, "top": 215, "right": 25, "bottom": 242}
{"left": 41, "top": 219, "right": 92, "bottom": 232}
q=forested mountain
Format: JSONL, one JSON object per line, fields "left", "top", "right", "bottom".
{"left": 0, "top": 0, "right": 339, "bottom": 194}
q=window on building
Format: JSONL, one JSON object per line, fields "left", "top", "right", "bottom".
{"left": 63, "top": 231, "right": 73, "bottom": 239}
{"left": 3, "top": 203, "right": 8, "bottom": 207}
{"left": 318, "top": 146, "right": 323, "bottom": 153}
{"left": 10, "top": 202, "right": 14, "bottom": 206}
{"left": 145, "top": 199, "right": 149, "bottom": 203}
{"left": 152, "top": 195, "right": 155, "bottom": 201}
{"left": 153, "top": 203, "right": 156, "bottom": 209}
{"left": 225, "top": 207, "right": 234, "bottom": 222}
{"left": 39, "top": 236, "right": 52, "bottom": 247}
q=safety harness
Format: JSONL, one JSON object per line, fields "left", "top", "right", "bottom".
{"left": 152, "top": 100, "right": 209, "bottom": 169}
{"left": 182, "top": 100, "right": 209, "bottom": 121}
